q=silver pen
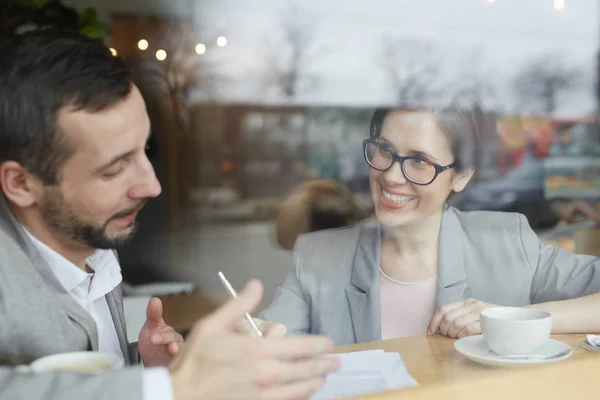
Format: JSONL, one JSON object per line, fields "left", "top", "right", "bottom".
{"left": 217, "top": 271, "right": 263, "bottom": 337}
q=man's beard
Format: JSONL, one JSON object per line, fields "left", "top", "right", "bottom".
{"left": 41, "top": 187, "right": 143, "bottom": 250}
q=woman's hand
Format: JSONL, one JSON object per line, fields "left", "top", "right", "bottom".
{"left": 427, "top": 299, "right": 495, "bottom": 338}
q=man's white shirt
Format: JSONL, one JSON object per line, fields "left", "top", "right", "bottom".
{"left": 23, "top": 227, "right": 173, "bottom": 400}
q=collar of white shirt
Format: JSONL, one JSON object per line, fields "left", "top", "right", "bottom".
{"left": 21, "top": 226, "right": 122, "bottom": 300}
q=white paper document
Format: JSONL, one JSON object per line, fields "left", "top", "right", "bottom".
{"left": 311, "top": 350, "right": 418, "bottom": 400}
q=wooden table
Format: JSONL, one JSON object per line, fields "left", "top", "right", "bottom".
{"left": 159, "top": 294, "right": 598, "bottom": 398}
{"left": 336, "top": 334, "right": 598, "bottom": 399}
{"left": 159, "top": 292, "right": 268, "bottom": 333}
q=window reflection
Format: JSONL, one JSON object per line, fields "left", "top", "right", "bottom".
{"left": 54, "top": 0, "right": 600, "bottom": 299}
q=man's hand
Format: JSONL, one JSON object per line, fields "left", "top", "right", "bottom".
{"left": 427, "top": 299, "right": 495, "bottom": 338}
{"left": 138, "top": 297, "right": 184, "bottom": 367}
{"left": 168, "top": 280, "right": 340, "bottom": 400}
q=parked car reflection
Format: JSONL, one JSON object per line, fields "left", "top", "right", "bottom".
{"left": 449, "top": 160, "right": 558, "bottom": 228}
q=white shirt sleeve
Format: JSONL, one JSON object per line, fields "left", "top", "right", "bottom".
{"left": 143, "top": 367, "right": 174, "bottom": 400}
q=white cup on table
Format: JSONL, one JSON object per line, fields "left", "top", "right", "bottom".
{"left": 19, "top": 351, "right": 124, "bottom": 374}
{"left": 480, "top": 307, "right": 552, "bottom": 356}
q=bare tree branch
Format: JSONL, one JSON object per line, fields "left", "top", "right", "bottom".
{"left": 260, "top": 2, "right": 323, "bottom": 99}
{"left": 512, "top": 53, "right": 583, "bottom": 114}
{"left": 448, "top": 47, "right": 496, "bottom": 110}
{"left": 380, "top": 36, "right": 444, "bottom": 107}
{"left": 161, "top": 20, "right": 230, "bottom": 101}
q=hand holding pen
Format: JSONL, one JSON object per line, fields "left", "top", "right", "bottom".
{"left": 218, "top": 271, "right": 287, "bottom": 338}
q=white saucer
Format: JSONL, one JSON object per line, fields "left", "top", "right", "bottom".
{"left": 454, "top": 335, "right": 573, "bottom": 367}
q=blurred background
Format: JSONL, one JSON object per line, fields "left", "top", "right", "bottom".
{"left": 3, "top": 0, "right": 600, "bottom": 310}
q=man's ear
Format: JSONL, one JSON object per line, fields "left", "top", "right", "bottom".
{"left": 451, "top": 168, "right": 475, "bottom": 193}
{"left": 0, "top": 161, "right": 44, "bottom": 208}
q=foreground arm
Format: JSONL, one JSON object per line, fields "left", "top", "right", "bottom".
{"left": 524, "top": 292, "right": 600, "bottom": 333}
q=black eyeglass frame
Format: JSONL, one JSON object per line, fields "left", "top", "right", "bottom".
{"left": 362, "top": 137, "right": 457, "bottom": 186}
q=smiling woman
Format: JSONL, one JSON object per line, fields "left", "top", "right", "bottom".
{"left": 259, "top": 105, "right": 600, "bottom": 346}
{"left": 364, "top": 106, "right": 479, "bottom": 229}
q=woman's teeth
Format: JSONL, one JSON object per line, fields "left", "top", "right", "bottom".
{"left": 382, "top": 190, "right": 416, "bottom": 204}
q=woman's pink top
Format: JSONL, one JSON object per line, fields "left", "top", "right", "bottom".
{"left": 379, "top": 268, "right": 438, "bottom": 339}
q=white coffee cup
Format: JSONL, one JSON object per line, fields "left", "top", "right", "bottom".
{"left": 28, "top": 351, "right": 124, "bottom": 374}
{"left": 480, "top": 307, "right": 552, "bottom": 356}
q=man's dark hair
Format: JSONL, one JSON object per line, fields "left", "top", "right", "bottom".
{"left": 0, "top": 28, "right": 133, "bottom": 184}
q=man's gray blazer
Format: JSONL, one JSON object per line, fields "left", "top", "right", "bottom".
{"left": 0, "top": 194, "right": 144, "bottom": 400}
{"left": 260, "top": 206, "right": 600, "bottom": 346}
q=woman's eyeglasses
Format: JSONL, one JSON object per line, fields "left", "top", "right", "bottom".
{"left": 363, "top": 138, "right": 456, "bottom": 185}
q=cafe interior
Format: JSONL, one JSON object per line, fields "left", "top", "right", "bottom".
{"left": 6, "top": 0, "right": 600, "bottom": 398}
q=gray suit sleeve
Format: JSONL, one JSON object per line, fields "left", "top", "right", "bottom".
{"left": 519, "top": 214, "right": 600, "bottom": 304}
{"left": 258, "top": 242, "right": 311, "bottom": 335}
{"left": 129, "top": 342, "right": 140, "bottom": 365}
{"left": 0, "top": 366, "right": 144, "bottom": 400}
